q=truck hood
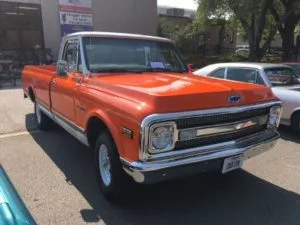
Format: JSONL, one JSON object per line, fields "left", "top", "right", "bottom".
{"left": 87, "top": 72, "right": 276, "bottom": 113}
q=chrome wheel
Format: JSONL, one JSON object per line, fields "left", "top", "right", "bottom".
{"left": 35, "top": 103, "right": 42, "bottom": 124}
{"left": 99, "top": 144, "right": 111, "bottom": 186}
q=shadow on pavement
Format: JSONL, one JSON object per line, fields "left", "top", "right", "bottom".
{"left": 25, "top": 113, "right": 39, "bottom": 132}
{"left": 278, "top": 125, "right": 300, "bottom": 144}
{"left": 26, "top": 114, "right": 300, "bottom": 225}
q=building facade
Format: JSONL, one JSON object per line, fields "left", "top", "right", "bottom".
{"left": 158, "top": 5, "right": 196, "bottom": 19}
{"left": 0, "top": 0, "right": 157, "bottom": 72}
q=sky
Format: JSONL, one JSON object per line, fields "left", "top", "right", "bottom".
{"left": 157, "top": 0, "right": 198, "bottom": 10}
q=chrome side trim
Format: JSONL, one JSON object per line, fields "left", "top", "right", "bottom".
{"left": 52, "top": 111, "right": 85, "bottom": 133}
{"left": 52, "top": 112, "right": 89, "bottom": 146}
{"left": 122, "top": 130, "right": 279, "bottom": 180}
{"left": 140, "top": 101, "right": 281, "bottom": 161}
{"left": 38, "top": 101, "right": 53, "bottom": 118}
{"left": 179, "top": 115, "right": 268, "bottom": 140}
{"left": 36, "top": 101, "right": 89, "bottom": 146}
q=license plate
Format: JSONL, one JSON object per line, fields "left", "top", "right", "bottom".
{"left": 222, "top": 155, "right": 244, "bottom": 174}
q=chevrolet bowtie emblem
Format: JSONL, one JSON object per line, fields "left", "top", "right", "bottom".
{"left": 228, "top": 95, "right": 241, "bottom": 103}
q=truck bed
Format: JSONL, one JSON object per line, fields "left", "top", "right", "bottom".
{"left": 24, "top": 65, "right": 56, "bottom": 73}
{"left": 22, "top": 65, "right": 56, "bottom": 107}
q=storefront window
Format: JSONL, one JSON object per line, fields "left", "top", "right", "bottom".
{"left": 0, "top": 2, "right": 45, "bottom": 76}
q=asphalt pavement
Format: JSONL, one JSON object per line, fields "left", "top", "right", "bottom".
{"left": 0, "top": 88, "right": 38, "bottom": 135}
{"left": 0, "top": 89, "right": 300, "bottom": 225}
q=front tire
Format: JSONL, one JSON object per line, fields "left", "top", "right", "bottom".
{"left": 292, "top": 113, "right": 300, "bottom": 138}
{"left": 94, "top": 131, "right": 132, "bottom": 203}
{"left": 34, "top": 102, "right": 53, "bottom": 130}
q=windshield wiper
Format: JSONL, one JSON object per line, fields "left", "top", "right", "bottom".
{"left": 145, "top": 68, "right": 186, "bottom": 73}
{"left": 91, "top": 68, "right": 144, "bottom": 73}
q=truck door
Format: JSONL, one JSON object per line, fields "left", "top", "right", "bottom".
{"left": 50, "top": 39, "right": 82, "bottom": 123}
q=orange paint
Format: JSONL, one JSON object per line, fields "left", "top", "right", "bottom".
{"left": 22, "top": 67, "right": 278, "bottom": 162}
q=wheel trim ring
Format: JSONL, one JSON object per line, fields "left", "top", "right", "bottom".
{"left": 98, "top": 144, "right": 112, "bottom": 186}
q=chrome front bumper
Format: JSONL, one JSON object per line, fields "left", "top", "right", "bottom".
{"left": 121, "top": 129, "right": 280, "bottom": 184}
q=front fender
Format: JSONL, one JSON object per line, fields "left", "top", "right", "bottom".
{"left": 84, "top": 108, "right": 123, "bottom": 155}
{"left": 84, "top": 107, "right": 141, "bottom": 161}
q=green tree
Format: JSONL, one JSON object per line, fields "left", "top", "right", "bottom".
{"left": 197, "top": 0, "right": 286, "bottom": 61}
{"left": 269, "top": 0, "right": 300, "bottom": 61}
{"left": 157, "top": 17, "right": 197, "bottom": 53}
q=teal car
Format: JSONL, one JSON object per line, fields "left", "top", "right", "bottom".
{"left": 0, "top": 165, "right": 36, "bottom": 225}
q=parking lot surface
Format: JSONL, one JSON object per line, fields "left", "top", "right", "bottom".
{"left": 0, "top": 89, "right": 300, "bottom": 225}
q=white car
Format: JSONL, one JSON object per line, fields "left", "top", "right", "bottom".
{"left": 194, "top": 63, "right": 300, "bottom": 135}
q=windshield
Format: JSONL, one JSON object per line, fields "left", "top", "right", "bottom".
{"left": 264, "top": 67, "right": 300, "bottom": 87}
{"left": 82, "top": 37, "right": 187, "bottom": 73}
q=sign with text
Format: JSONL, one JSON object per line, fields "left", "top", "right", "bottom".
{"left": 58, "top": 0, "right": 93, "bottom": 37}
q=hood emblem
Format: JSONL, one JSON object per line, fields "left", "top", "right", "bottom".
{"left": 228, "top": 95, "right": 241, "bottom": 103}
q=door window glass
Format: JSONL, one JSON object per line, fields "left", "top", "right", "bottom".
{"left": 209, "top": 68, "right": 225, "bottom": 78}
{"left": 63, "top": 40, "right": 81, "bottom": 72}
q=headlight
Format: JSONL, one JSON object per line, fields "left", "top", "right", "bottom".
{"left": 268, "top": 105, "right": 282, "bottom": 128}
{"left": 149, "top": 122, "right": 177, "bottom": 153}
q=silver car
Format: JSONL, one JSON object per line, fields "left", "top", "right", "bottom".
{"left": 194, "top": 63, "right": 300, "bottom": 135}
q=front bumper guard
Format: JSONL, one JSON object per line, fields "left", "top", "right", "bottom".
{"left": 121, "top": 129, "right": 280, "bottom": 184}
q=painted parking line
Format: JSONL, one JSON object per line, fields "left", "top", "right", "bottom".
{"left": 0, "top": 130, "right": 41, "bottom": 139}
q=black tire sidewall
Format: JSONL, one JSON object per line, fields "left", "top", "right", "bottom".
{"left": 292, "top": 113, "right": 300, "bottom": 136}
{"left": 94, "top": 131, "right": 130, "bottom": 202}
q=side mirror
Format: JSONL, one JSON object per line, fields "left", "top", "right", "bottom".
{"left": 187, "top": 64, "right": 195, "bottom": 72}
{"left": 57, "top": 60, "right": 69, "bottom": 76}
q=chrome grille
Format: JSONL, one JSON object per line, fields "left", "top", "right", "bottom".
{"left": 139, "top": 101, "right": 281, "bottom": 161}
{"left": 175, "top": 107, "right": 271, "bottom": 129}
{"left": 175, "top": 125, "right": 267, "bottom": 150}
{"left": 173, "top": 107, "right": 272, "bottom": 150}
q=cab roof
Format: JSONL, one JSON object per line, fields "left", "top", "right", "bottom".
{"left": 65, "top": 31, "right": 171, "bottom": 43}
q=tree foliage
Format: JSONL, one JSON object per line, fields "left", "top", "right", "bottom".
{"left": 269, "top": 0, "right": 300, "bottom": 60}
{"left": 157, "top": 17, "right": 198, "bottom": 53}
{"left": 197, "top": 0, "right": 300, "bottom": 61}
{"left": 197, "top": 0, "right": 283, "bottom": 61}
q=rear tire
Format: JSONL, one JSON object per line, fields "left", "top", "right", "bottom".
{"left": 34, "top": 102, "right": 53, "bottom": 130}
{"left": 292, "top": 113, "right": 300, "bottom": 138}
{"left": 94, "top": 131, "right": 133, "bottom": 203}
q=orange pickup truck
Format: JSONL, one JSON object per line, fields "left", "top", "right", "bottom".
{"left": 22, "top": 32, "right": 282, "bottom": 201}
